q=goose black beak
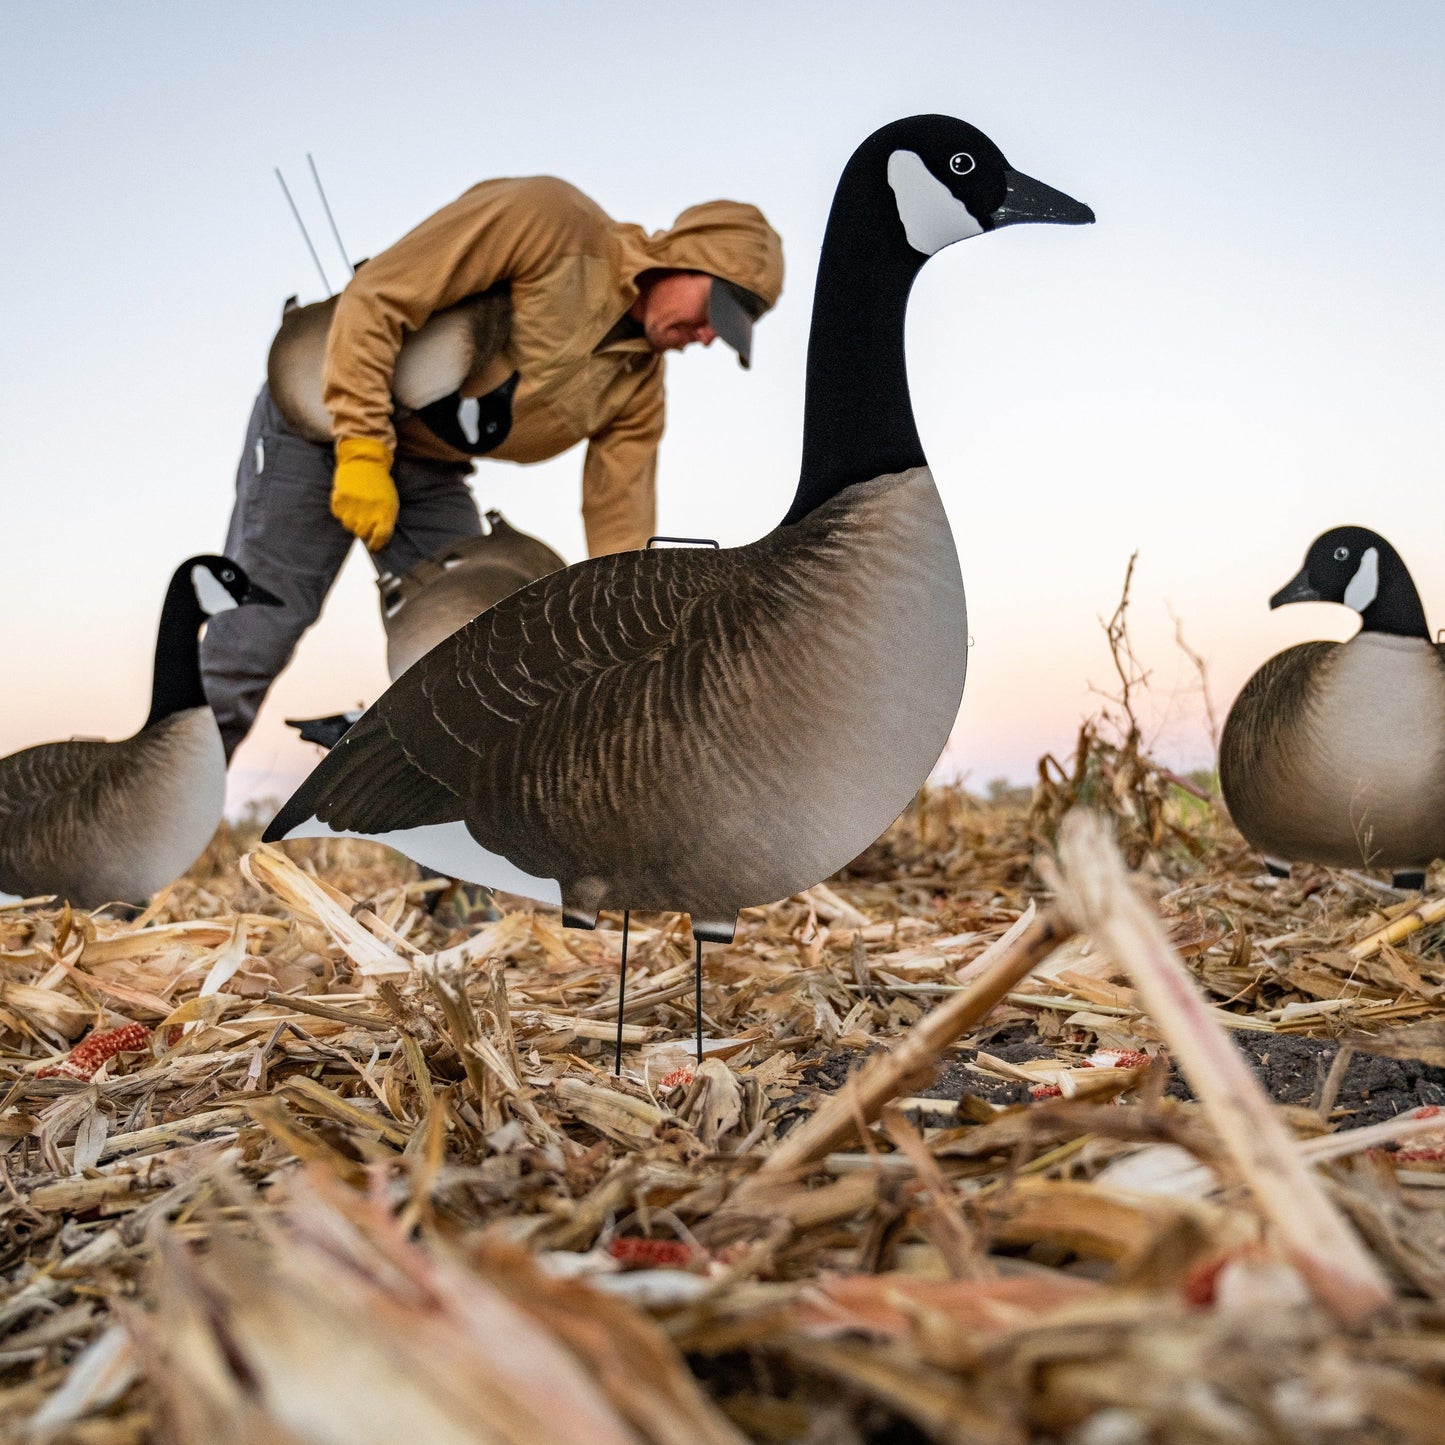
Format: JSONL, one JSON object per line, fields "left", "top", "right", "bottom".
{"left": 991, "top": 169, "right": 1095, "bottom": 228}
{"left": 1269, "top": 569, "right": 1321, "bottom": 608}
{"left": 243, "top": 580, "right": 285, "bottom": 608}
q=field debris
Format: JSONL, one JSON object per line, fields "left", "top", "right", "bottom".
{"left": 5, "top": 743, "right": 1445, "bottom": 1441}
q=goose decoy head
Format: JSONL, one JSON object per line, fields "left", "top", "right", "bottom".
{"left": 186, "top": 556, "right": 284, "bottom": 616}
{"left": 879, "top": 114, "right": 1094, "bottom": 257}
{"left": 1270, "top": 526, "right": 1428, "bottom": 638}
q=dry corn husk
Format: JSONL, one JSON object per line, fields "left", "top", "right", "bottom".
{"left": 5, "top": 743, "right": 1445, "bottom": 1440}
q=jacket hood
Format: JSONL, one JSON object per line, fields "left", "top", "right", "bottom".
{"left": 625, "top": 200, "right": 784, "bottom": 313}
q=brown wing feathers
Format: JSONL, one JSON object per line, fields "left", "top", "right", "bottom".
{"left": 0, "top": 740, "right": 110, "bottom": 826}
{"left": 264, "top": 546, "right": 736, "bottom": 845}
{"left": 1219, "top": 642, "right": 1335, "bottom": 811}
{"left": 273, "top": 711, "right": 464, "bottom": 835}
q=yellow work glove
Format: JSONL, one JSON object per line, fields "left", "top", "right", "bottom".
{"left": 331, "top": 437, "right": 399, "bottom": 552}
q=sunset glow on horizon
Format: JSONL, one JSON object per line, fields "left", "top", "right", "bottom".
{"left": 5, "top": 3, "right": 1444, "bottom": 817}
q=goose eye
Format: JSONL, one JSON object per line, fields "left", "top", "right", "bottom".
{"left": 949, "top": 152, "right": 975, "bottom": 176}
{"left": 222, "top": 569, "right": 235, "bottom": 582}
{"left": 1333, "top": 547, "right": 1349, "bottom": 562}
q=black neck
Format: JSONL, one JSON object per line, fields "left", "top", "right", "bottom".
{"left": 784, "top": 144, "right": 930, "bottom": 525}
{"left": 145, "top": 567, "right": 208, "bottom": 727}
{"left": 1361, "top": 561, "right": 1430, "bottom": 640}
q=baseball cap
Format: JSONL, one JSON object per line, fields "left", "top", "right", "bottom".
{"left": 708, "top": 278, "right": 767, "bottom": 369}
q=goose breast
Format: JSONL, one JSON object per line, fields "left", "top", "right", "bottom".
{"left": 1224, "top": 635, "right": 1445, "bottom": 868}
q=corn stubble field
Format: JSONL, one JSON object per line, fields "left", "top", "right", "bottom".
{"left": 6, "top": 717, "right": 1445, "bottom": 1443}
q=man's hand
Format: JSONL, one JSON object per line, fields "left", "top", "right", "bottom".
{"left": 331, "top": 438, "right": 399, "bottom": 551}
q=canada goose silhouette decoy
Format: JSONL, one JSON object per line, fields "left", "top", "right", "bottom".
{"left": 0, "top": 557, "right": 282, "bottom": 909}
{"left": 380, "top": 510, "right": 567, "bottom": 679}
{"left": 265, "top": 115, "right": 1094, "bottom": 1063}
{"left": 286, "top": 510, "right": 567, "bottom": 750}
{"left": 1220, "top": 526, "right": 1445, "bottom": 890}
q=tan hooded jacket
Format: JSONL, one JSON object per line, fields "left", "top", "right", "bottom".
{"left": 321, "top": 177, "right": 784, "bottom": 556}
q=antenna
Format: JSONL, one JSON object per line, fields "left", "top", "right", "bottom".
{"left": 275, "top": 166, "right": 332, "bottom": 295}
{"left": 307, "top": 152, "right": 355, "bottom": 278}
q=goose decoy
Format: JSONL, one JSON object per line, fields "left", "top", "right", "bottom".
{"left": 267, "top": 289, "right": 513, "bottom": 446}
{"left": 0, "top": 557, "right": 282, "bottom": 908}
{"left": 1220, "top": 526, "right": 1445, "bottom": 890}
{"left": 379, "top": 511, "right": 567, "bottom": 680}
{"left": 265, "top": 115, "right": 1094, "bottom": 1062}
{"left": 286, "top": 511, "right": 568, "bottom": 750}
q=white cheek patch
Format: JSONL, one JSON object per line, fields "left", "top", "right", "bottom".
{"left": 887, "top": 150, "right": 984, "bottom": 255}
{"left": 191, "top": 565, "right": 238, "bottom": 615}
{"left": 458, "top": 397, "right": 481, "bottom": 446}
{"left": 1343, "top": 547, "right": 1379, "bottom": 613}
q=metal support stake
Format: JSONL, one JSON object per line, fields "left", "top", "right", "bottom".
{"left": 613, "top": 910, "right": 631, "bottom": 1076}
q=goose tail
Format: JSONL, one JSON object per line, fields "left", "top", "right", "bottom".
{"left": 263, "top": 715, "right": 462, "bottom": 841}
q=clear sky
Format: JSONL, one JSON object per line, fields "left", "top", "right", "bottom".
{"left": 4, "top": 2, "right": 1445, "bottom": 810}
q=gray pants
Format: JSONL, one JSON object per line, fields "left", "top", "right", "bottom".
{"left": 201, "top": 385, "right": 480, "bottom": 759}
